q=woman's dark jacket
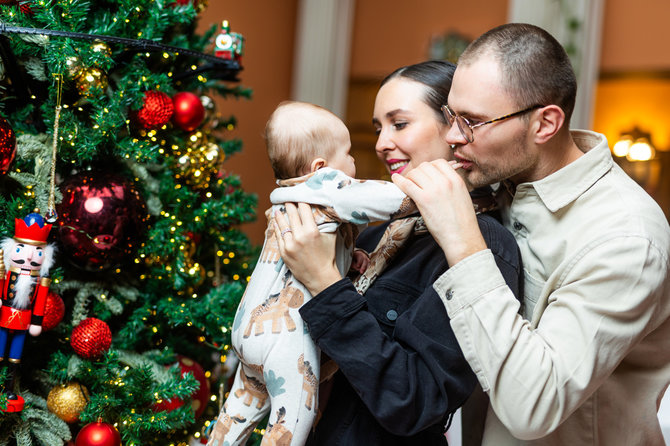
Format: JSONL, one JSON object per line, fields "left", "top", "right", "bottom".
{"left": 299, "top": 210, "right": 522, "bottom": 446}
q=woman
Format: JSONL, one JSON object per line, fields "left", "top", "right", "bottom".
{"left": 274, "top": 61, "right": 522, "bottom": 445}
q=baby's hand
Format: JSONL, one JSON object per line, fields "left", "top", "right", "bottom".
{"left": 350, "top": 248, "right": 370, "bottom": 274}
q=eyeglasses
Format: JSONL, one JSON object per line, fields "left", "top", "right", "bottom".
{"left": 441, "top": 104, "right": 544, "bottom": 143}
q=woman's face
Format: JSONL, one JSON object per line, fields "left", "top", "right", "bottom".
{"left": 372, "top": 78, "right": 452, "bottom": 176}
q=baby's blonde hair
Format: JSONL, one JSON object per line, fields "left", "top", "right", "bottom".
{"left": 265, "top": 101, "right": 343, "bottom": 179}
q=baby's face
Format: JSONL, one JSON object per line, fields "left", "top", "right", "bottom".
{"left": 328, "top": 119, "right": 356, "bottom": 177}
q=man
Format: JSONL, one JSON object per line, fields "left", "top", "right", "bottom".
{"left": 0, "top": 211, "right": 54, "bottom": 412}
{"left": 394, "top": 23, "right": 670, "bottom": 445}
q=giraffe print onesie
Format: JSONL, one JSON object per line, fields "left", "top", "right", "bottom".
{"left": 208, "top": 167, "right": 415, "bottom": 446}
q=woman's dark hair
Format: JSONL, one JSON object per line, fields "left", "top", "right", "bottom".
{"left": 380, "top": 60, "right": 456, "bottom": 123}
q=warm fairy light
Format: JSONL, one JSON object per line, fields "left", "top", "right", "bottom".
{"left": 228, "top": 252, "right": 235, "bottom": 258}
{"left": 223, "top": 259, "right": 230, "bottom": 265}
{"left": 217, "top": 250, "right": 223, "bottom": 257}
{"left": 233, "top": 274, "right": 240, "bottom": 280}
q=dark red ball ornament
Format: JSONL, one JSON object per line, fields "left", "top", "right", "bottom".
{"left": 172, "top": 92, "right": 205, "bottom": 132}
{"left": 136, "top": 91, "right": 174, "bottom": 129}
{"left": 153, "top": 355, "right": 210, "bottom": 419}
{"left": 57, "top": 170, "right": 148, "bottom": 271}
{"left": 71, "top": 318, "right": 112, "bottom": 360}
{"left": 0, "top": 116, "right": 17, "bottom": 174}
{"left": 42, "top": 291, "right": 66, "bottom": 331}
{"left": 75, "top": 420, "right": 121, "bottom": 446}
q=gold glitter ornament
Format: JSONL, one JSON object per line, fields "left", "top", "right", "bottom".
{"left": 199, "top": 95, "right": 220, "bottom": 127}
{"left": 65, "top": 56, "right": 82, "bottom": 78}
{"left": 74, "top": 67, "right": 108, "bottom": 97}
{"left": 183, "top": 235, "right": 206, "bottom": 287}
{"left": 46, "top": 382, "right": 90, "bottom": 423}
{"left": 90, "top": 41, "right": 112, "bottom": 58}
{"left": 173, "top": 136, "right": 225, "bottom": 189}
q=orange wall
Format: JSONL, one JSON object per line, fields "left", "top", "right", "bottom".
{"left": 351, "top": 0, "right": 509, "bottom": 78}
{"left": 600, "top": 0, "right": 670, "bottom": 71}
{"left": 593, "top": 77, "right": 670, "bottom": 151}
{"left": 198, "top": 1, "right": 298, "bottom": 245}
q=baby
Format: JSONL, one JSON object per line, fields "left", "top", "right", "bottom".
{"left": 208, "top": 101, "right": 414, "bottom": 446}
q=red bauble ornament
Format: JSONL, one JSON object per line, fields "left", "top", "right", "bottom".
{"left": 172, "top": 92, "right": 205, "bottom": 132}
{"left": 172, "top": 0, "right": 206, "bottom": 9}
{"left": 42, "top": 291, "right": 66, "bottom": 331}
{"left": 152, "top": 396, "right": 184, "bottom": 412}
{"left": 75, "top": 420, "right": 121, "bottom": 446}
{"left": 16, "top": 0, "right": 34, "bottom": 15}
{"left": 57, "top": 170, "right": 148, "bottom": 271}
{"left": 71, "top": 318, "right": 112, "bottom": 360}
{"left": 154, "top": 355, "right": 209, "bottom": 419}
{"left": 136, "top": 91, "right": 174, "bottom": 129}
{"left": 0, "top": 116, "right": 17, "bottom": 174}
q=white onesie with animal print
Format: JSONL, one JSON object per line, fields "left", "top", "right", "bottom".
{"left": 208, "top": 168, "right": 415, "bottom": 446}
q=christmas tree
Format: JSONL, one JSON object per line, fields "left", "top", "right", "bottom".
{"left": 0, "top": 1, "right": 257, "bottom": 444}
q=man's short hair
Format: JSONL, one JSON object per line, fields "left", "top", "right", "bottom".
{"left": 459, "top": 23, "right": 577, "bottom": 124}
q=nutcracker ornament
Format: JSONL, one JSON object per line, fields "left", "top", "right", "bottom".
{"left": 214, "top": 20, "right": 244, "bottom": 62}
{"left": 0, "top": 211, "right": 55, "bottom": 412}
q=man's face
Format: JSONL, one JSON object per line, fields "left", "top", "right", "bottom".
{"left": 445, "top": 54, "right": 538, "bottom": 188}
{"left": 9, "top": 242, "right": 45, "bottom": 271}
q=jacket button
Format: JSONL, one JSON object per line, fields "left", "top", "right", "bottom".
{"left": 513, "top": 221, "right": 523, "bottom": 231}
{"left": 445, "top": 290, "right": 454, "bottom": 300}
{"left": 386, "top": 310, "right": 398, "bottom": 321}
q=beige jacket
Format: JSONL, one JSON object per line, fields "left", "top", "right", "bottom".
{"left": 435, "top": 130, "right": 670, "bottom": 445}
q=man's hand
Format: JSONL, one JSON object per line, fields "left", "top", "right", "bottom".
{"left": 393, "top": 160, "right": 488, "bottom": 266}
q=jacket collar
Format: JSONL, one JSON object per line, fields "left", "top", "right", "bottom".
{"left": 518, "top": 130, "right": 612, "bottom": 213}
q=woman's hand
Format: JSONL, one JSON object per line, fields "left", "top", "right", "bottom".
{"left": 273, "top": 202, "right": 342, "bottom": 295}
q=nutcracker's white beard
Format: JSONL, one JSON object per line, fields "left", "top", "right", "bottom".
{"left": 13, "top": 275, "right": 34, "bottom": 310}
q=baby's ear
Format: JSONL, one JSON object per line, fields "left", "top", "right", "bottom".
{"left": 310, "top": 157, "right": 327, "bottom": 173}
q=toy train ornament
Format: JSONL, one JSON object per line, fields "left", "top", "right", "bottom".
{"left": 214, "top": 20, "right": 244, "bottom": 62}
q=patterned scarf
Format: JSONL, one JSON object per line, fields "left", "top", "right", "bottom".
{"left": 352, "top": 189, "right": 498, "bottom": 295}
